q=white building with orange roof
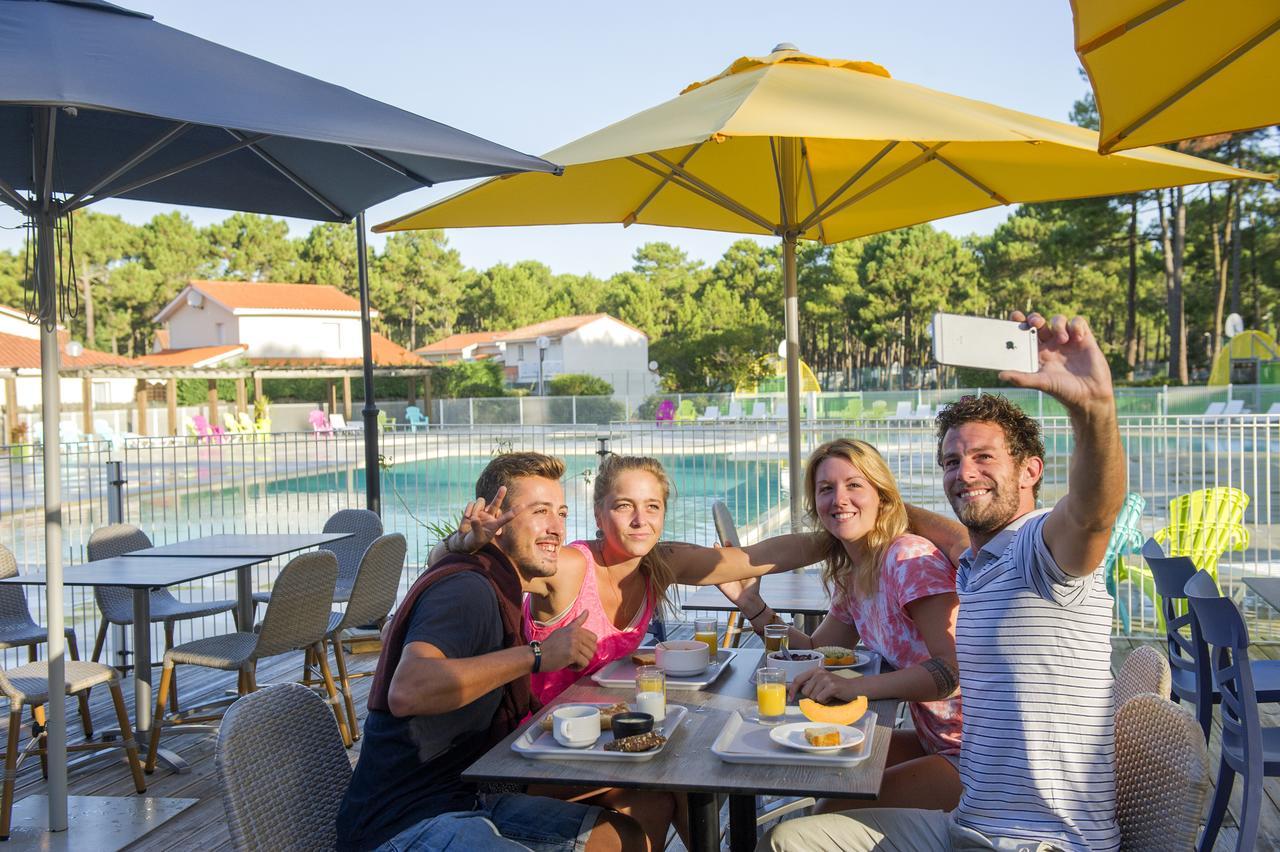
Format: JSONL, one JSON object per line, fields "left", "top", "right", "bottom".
{"left": 153, "top": 280, "right": 419, "bottom": 367}
{"left": 415, "top": 314, "right": 653, "bottom": 395}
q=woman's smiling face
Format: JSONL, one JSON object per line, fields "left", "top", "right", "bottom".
{"left": 812, "top": 455, "right": 880, "bottom": 545}
{"left": 596, "top": 469, "right": 666, "bottom": 560}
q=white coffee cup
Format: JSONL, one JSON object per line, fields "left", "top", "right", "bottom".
{"left": 552, "top": 705, "right": 601, "bottom": 748}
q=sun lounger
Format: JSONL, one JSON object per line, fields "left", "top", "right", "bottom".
{"left": 698, "top": 405, "right": 720, "bottom": 421}
{"left": 748, "top": 401, "right": 768, "bottom": 419}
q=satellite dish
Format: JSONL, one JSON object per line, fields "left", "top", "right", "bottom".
{"left": 1225, "top": 313, "right": 1244, "bottom": 339}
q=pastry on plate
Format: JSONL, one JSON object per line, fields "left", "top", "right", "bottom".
{"left": 804, "top": 725, "right": 841, "bottom": 747}
{"left": 816, "top": 646, "right": 855, "bottom": 666}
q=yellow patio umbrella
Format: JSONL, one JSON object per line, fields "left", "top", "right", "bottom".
{"left": 1073, "top": 0, "right": 1280, "bottom": 153}
{"left": 378, "top": 44, "right": 1270, "bottom": 529}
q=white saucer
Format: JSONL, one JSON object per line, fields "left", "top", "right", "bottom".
{"left": 768, "top": 722, "right": 864, "bottom": 753}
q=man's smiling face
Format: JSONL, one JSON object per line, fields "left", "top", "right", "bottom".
{"left": 940, "top": 420, "right": 1040, "bottom": 535}
{"left": 493, "top": 475, "right": 567, "bottom": 578}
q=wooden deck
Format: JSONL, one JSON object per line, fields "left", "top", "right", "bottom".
{"left": 3, "top": 635, "right": 1278, "bottom": 850}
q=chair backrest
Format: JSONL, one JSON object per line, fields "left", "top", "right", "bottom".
{"left": 1155, "top": 486, "right": 1250, "bottom": 576}
{"left": 322, "top": 509, "right": 383, "bottom": 590}
{"left": 1141, "top": 538, "right": 1206, "bottom": 692}
{"left": 1223, "top": 399, "right": 1245, "bottom": 415}
{"left": 703, "top": 405, "right": 719, "bottom": 420}
{"left": 1114, "top": 645, "right": 1171, "bottom": 716}
{"left": 404, "top": 405, "right": 423, "bottom": 422}
{"left": 1101, "top": 493, "right": 1146, "bottom": 580}
{"left": 1204, "top": 401, "right": 1226, "bottom": 416}
{"left": 308, "top": 410, "right": 331, "bottom": 432}
{"left": 0, "top": 544, "right": 36, "bottom": 631}
{"left": 237, "top": 411, "right": 255, "bottom": 430}
{"left": 711, "top": 501, "right": 742, "bottom": 548}
{"left": 254, "top": 551, "right": 338, "bottom": 659}
{"left": 1268, "top": 402, "right": 1280, "bottom": 416}
{"left": 192, "top": 414, "right": 212, "bottom": 436}
{"left": 87, "top": 524, "right": 154, "bottom": 622}
{"left": 1114, "top": 693, "right": 1210, "bottom": 850}
{"left": 335, "top": 534, "right": 407, "bottom": 632}
{"left": 749, "top": 401, "right": 767, "bottom": 418}
{"left": 914, "top": 403, "right": 931, "bottom": 418}
{"left": 726, "top": 400, "right": 744, "bottom": 419}
{"left": 775, "top": 401, "right": 788, "bottom": 418}
{"left": 329, "top": 414, "right": 347, "bottom": 429}
{"left": 215, "top": 683, "right": 352, "bottom": 852}
{"left": 894, "top": 400, "right": 913, "bottom": 418}
{"left": 675, "top": 400, "right": 697, "bottom": 420}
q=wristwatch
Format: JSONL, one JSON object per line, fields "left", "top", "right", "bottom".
{"left": 529, "top": 640, "right": 543, "bottom": 673}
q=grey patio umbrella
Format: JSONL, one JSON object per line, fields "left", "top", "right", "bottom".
{"left": 0, "top": 0, "right": 557, "bottom": 831}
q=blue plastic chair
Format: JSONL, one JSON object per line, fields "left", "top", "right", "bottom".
{"left": 1143, "top": 539, "right": 1280, "bottom": 743}
{"left": 1103, "top": 493, "right": 1149, "bottom": 633}
{"left": 1185, "top": 570, "right": 1278, "bottom": 852}
{"left": 404, "top": 405, "right": 428, "bottom": 432}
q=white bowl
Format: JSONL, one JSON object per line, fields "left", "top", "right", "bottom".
{"left": 655, "top": 640, "right": 711, "bottom": 676}
{"left": 765, "top": 649, "right": 823, "bottom": 682}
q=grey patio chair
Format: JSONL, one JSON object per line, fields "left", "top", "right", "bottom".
{"left": 302, "top": 533, "right": 406, "bottom": 745}
{"left": 0, "top": 659, "right": 146, "bottom": 839}
{"left": 87, "top": 524, "right": 238, "bottom": 713}
{"left": 252, "top": 508, "right": 382, "bottom": 608}
{"left": 1114, "top": 693, "right": 1209, "bottom": 851}
{"left": 0, "top": 544, "right": 92, "bottom": 736}
{"left": 1114, "top": 645, "right": 1171, "bottom": 717}
{"left": 215, "top": 683, "right": 351, "bottom": 852}
{"left": 146, "top": 550, "right": 345, "bottom": 773}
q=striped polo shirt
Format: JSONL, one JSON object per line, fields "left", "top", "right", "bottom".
{"left": 952, "top": 509, "right": 1119, "bottom": 852}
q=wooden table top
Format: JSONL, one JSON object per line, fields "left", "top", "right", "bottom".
{"left": 1244, "top": 576, "right": 1280, "bottom": 612}
{"left": 464, "top": 647, "right": 895, "bottom": 800}
{"left": 681, "top": 572, "right": 830, "bottom": 617}
{"left": 128, "top": 532, "right": 351, "bottom": 559}
{"left": 1, "top": 555, "right": 265, "bottom": 589}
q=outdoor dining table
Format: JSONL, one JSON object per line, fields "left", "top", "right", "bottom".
{"left": 0, "top": 555, "right": 264, "bottom": 773}
{"left": 464, "top": 647, "right": 896, "bottom": 852}
{"left": 682, "top": 572, "right": 830, "bottom": 634}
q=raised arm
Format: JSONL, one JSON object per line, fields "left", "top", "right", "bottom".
{"left": 669, "top": 532, "right": 828, "bottom": 585}
{"left": 1004, "top": 312, "right": 1125, "bottom": 577}
{"left": 905, "top": 504, "right": 968, "bottom": 566}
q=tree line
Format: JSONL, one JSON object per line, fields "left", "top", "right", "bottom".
{"left": 1, "top": 104, "right": 1276, "bottom": 393}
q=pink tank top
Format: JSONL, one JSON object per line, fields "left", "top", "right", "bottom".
{"left": 522, "top": 541, "right": 657, "bottom": 704}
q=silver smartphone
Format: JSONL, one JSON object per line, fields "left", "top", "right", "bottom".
{"left": 931, "top": 312, "right": 1039, "bottom": 373}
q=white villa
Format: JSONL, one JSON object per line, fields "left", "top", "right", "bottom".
{"left": 416, "top": 314, "right": 654, "bottom": 396}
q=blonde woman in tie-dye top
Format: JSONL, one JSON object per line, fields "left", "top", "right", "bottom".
{"left": 718, "top": 438, "right": 964, "bottom": 813}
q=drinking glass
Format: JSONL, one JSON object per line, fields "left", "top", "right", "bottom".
{"left": 693, "top": 617, "right": 718, "bottom": 657}
{"left": 764, "top": 623, "right": 790, "bottom": 655}
{"left": 755, "top": 667, "right": 787, "bottom": 725}
{"left": 635, "top": 665, "right": 666, "bottom": 722}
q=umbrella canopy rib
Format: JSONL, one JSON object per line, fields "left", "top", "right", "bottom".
{"left": 40, "top": 109, "right": 56, "bottom": 207}
{"left": 1101, "top": 14, "right": 1280, "bottom": 153}
{"left": 799, "top": 140, "right": 899, "bottom": 234}
{"left": 801, "top": 146, "right": 828, "bottom": 244}
{"left": 625, "top": 152, "right": 775, "bottom": 233}
{"left": 62, "top": 121, "right": 191, "bottom": 211}
{"left": 351, "top": 146, "right": 435, "bottom": 188}
{"left": 63, "top": 132, "right": 270, "bottom": 213}
{"left": 1077, "top": 0, "right": 1186, "bottom": 53}
{"left": 926, "top": 145, "right": 1012, "bottom": 205}
{"left": 232, "top": 130, "right": 349, "bottom": 219}
{"left": 0, "top": 173, "right": 29, "bottom": 214}
{"left": 624, "top": 142, "right": 705, "bottom": 227}
{"left": 815, "top": 142, "right": 948, "bottom": 229}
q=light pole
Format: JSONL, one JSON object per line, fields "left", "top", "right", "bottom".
{"left": 536, "top": 335, "right": 550, "bottom": 395}
{"left": 647, "top": 359, "right": 659, "bottom": 394}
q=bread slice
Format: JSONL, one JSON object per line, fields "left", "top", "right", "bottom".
{"left": 804, "top": 725, "right": 841, "bottom": 747}
{"left": 631, "top": 650, "right": 657, "bottom": 666}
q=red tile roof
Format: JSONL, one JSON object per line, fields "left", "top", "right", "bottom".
{"left": 134, "top": 344, "right": 248, "bottom": 368}
{"left": 415, "top": 331, "right": 505, "bottom": 355}
{"left": 249, "top": 333, "right": 422, "bottom": 367}
{"left": 188, "top": 281, "right": 365, "bottom": 313}
{"left": 0, "top": 331, "right": 133, "bottom": 370}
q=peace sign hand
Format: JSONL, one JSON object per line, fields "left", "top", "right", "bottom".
{"left": 455, "top": 486, "right": 527, "bottom": 552}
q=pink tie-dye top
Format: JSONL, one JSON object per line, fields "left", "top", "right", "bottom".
{"left": 522, "top": 541, "right": 656, "bottom": 705}
{"left": 829, "top": 533, "right": 963, "bottom": 756}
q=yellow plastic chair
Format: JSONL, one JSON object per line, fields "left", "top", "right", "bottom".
{"left": 1153, "top": 487, "right": 1250, "bottom": 582}
{"left": 674, "top": 400, "right": 698, "bottom": 423}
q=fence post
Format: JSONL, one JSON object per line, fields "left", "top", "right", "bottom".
{"left": 106, "top": 460, "right": 126, "bottom": 524}
{"left": 1227, "top": 383, "right": 1234, "bottom": 404}
{"left": 468, "top": 397, "right": 474, "bottom": 426}
{"left": 1037, "top": 391, "right": 1043, "bottom": 420}
{"left": 1161, "top": 384, "right": 1168, "bottom": 417}
{"left": 518, "top": 396, "right": 524, "bottom": 425}
{"left": 572, "top": 396, "right": 578, "bottom": 425}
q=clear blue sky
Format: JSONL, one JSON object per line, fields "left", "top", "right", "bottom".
{"left": 0, "top": 0, "right": 1090, "bottom": 276}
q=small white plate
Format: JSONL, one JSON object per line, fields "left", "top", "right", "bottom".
{"left": 768, "top": 721, "right": 865, "bottom": 753}
{"left": 824, "top": 649, "right": 874, "bottom": 670}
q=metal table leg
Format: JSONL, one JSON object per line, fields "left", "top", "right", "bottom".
{"left": 128, "top": 589, "right": 188, "bottom": 773}
{"left": 729, "top": 794, "right": 759, "bottom": 852}
{"left": 687, "top": 791, "right": 720, "bottom": 852}
{"left": 235, "top": 565, "right": 253, "bottom": 630}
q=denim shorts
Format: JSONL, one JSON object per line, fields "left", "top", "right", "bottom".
{"left": 376, "top": 793, "right": 602, "bottom": 852}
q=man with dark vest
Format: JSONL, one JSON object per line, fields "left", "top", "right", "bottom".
{"left": 337, "top": 453, "right": 644, "bottom": 852}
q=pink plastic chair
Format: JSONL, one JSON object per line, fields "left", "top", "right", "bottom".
{"left": 655, "top": 399, "right": 675, "bottom": 427}
{"left": 309, "top": 409, "right": 333, "bottom": 436}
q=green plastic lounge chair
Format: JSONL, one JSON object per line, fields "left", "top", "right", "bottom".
{"left": 674, "top": 400, "right": 698, "bottom": 422}
{"left": 1153, "top": 487, "right": 1250, "bottom": 582}
{"left": 1103, "top": 493, "right": 1155, "bottom": 634}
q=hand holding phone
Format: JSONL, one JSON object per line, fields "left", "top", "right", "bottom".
{"left": 931, "top": 313, "right": 1039, "bottom": 374}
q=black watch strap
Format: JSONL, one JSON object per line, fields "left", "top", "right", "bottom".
{"left": 529, "top": 640, "right": 543, "bottom": 673}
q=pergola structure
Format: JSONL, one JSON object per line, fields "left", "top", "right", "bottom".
{"left": 2, "top": 364, "right": 434, "bottom": 439}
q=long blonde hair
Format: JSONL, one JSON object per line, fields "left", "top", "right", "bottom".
{"left": 593, "top": 455, "right": 676, "bottom": 616}
{"left": 803, "top": 439, "right": 907, "bottom": 602}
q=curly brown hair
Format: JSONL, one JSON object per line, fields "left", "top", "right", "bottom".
{"left": 475, "top": 452, "right": 566, "bottom": 504}
{"left": 934, "top": 395, "right": 1046, "bottom": 497}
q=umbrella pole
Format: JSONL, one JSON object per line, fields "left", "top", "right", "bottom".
{"left": 782, "top": 234, "right": 803, "bottom": 531}
{"left": 34, "top": 199, "right": 68, "bottom": 831}
{"left": 356, "top": 211, "right": 380, "bottom": 515}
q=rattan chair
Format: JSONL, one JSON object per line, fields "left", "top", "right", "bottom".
{"left": 146, "top": 551, "right": 346, "bottom": 773}
{"left": 87, "top": 524, "right": 238, "bottom": 713}
{"left": 0, "top": 660, "right": 146, "bottom": 839}
{"left": 302, "top": 533, "right": 405, "bottom": 745}
{"left": 252, "top": 509, "right": 382, "bottom": 608}
{"left": 1114, "top": 693, "right": 1210, "bottom": 851}
{"left": 0, "top": 545, "right": 92, "bottom": 736}
{"left": 215, "top": 683, "right": 351, "bottom": 852}
{"left": 1114, "top": 645, "right": 1172, "bottom": 717}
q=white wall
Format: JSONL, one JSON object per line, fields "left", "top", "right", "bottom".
{"left": 237, "top": 315, "right": 365, "bottom": 359}
{"left": 561, "top": 319, "right": 653, "bottom": 396}
{"left": 6, "top": 374, "right": 135, "bottom": 408}
{"left": 166, "top": 300, "right": 238, "bottom": 348}
{"left": 0, "top": 312, "right": 39, "bottom": 339}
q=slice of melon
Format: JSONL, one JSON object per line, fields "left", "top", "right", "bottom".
{"left": 799, "top": 695, "right": 868, "bottom": 726}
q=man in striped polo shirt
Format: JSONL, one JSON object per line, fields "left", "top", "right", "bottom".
{"left": 764, "top": 311, "right": 1124, "bottom": 852}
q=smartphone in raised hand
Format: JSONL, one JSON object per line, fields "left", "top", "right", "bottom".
{"left": 931, "top": 312, "right": 1039, "bottom": 374}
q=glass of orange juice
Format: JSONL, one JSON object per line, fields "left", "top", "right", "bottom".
{"left": 755, "top": 667, "right": 787, "bottom": 724}
{"left": 693, "top": 617, "right": 718, "bottom": 657}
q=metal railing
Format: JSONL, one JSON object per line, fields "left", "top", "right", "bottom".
{"left": 1, "top": 414, "right": 1279, "bottom": 666}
